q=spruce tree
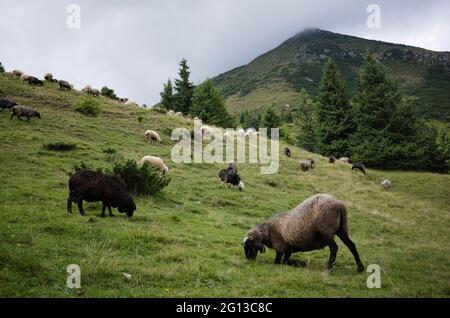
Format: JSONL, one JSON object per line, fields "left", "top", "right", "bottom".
{"left": 0, "top": 62, "right": 4, "bottom": 73}
{"left": 262, "top": 105, "right": 281, "bottom": 138}
{"left": 295, "top": 89, "right": 316, "bottom": 152}
{"left": 191, "top": 79, "right": 233, "bottom": 127}
{"left": 174, "top": 59, "right": 194, "bottom": 113}
{"left": 315, "top": 59, "right": 354, "bottom": 157}
{"left": 160, "top": 78, "right": 174, "bottom": 110}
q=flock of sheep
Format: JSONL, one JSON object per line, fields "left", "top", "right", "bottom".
{"left": 1, "top": 69, "right": 395, "bottom": 273}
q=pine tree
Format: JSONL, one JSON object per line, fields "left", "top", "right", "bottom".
{"left": 314, "top": 59, "right": 354, "bottom": 157}
{"left": 0, "top": 62, "right": 4, "bottom": 73}
{"left": 262, "top": 105, "right": 281, "bottom": 138}
{"left": 295, "top": 89, "right": 316, "bottom": 152}
{"left": 174, "top": 59, "right": 194, "bottom": 113}
{"left": 191, "top": 79, "right": 233, "bottom": 127}
{"left": 160, "top": 78, "right": 174, "bottom": 110}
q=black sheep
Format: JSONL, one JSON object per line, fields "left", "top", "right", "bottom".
{"left": 67, "top": 170, "right": 136, "bottom": 217}
{"left": 28, "top": 77, "right": 44, "bottom": 86}
{"left": 352, "top": 163, "right": 366, "bottom": 175}
{"left": 218, "top": 169, "right": 244, "bottom": 191}
{"left": 0, "top": 98, "right": 17, "bottom": 111}
{"left": 284, "top": 147, "right": 291, "bottom": 157}
{"left": 227, "top": 163, "right": 238, "bottom": 173}
{"left": 328, "top": 156, "right": 336, "bottom": 163}
{"left": 59, "top": 80, "right": 72, "bottom": 90}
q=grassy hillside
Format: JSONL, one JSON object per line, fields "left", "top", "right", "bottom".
{"left": 213, "top": 28, "right": 450, "bottom": 121}
{"left": 0, "top": 73, "right": 449, "bottom": 297}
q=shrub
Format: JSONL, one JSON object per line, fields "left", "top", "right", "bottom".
{"left": 74, "top": 98, "right": 100, "bottom": 117}
{"left": 0, "top": 62, "right": 4, "bottom": 73}
{"left": 138, "top": 116, "right": 144, "bottom": 124}
{"left": 111, "top": 159, "right": 170, "bottom": 195}
{"left": 44, "top": 142, "right": 77, "bottom": 151}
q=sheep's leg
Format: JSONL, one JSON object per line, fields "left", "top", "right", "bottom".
{"left": 108, "top": 205, "right": 114, "bottom": 217}
{"left": 101, "top": 203, "right": 106, "bottom": 218}
{"left": 67, "top": 198, "right": 73, "bottom": 214}
{"left": 282, "top": 251, "right": 291, "bottom": 264}
{"left": 326, "top": 240, "right": 338, "bottom": 272}
{"left": 274, "top": 252, "right": 283, "bottom": 264}
{"left": 76, "top": 200, "right": 85, "bottom": 216}
{"left": 337, "top": 232, "right": 364, "bottom": 273}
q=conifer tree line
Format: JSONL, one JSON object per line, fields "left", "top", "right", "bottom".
{"left": 294, "top": 55, "right": 449, "bottom": 172}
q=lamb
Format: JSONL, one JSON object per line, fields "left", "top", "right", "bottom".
{"left": 27, "top": 76, "right": 44, "bottom": 86}
{"left": 141, "top": 155, "right": 169, "bottom": 174}
{"left": 243, "top": 193, "right": 364, "bottom": 273}
{"left": 299, "top": 159, "right": 315, "bottom": 171}
{"left": 0, "top": 98, "right": 17, "bottom": 111}
{"left": 218, "top": 169, "right": 244, "bottom": 191}
{"left": 352, "top": 163, "right": 366, "bottom": 175}
{"left": 44, "top": 73, "right": 53, "bottom": 81}
{"left": 58, "top": 80, "right": 72, "bottom": 90}
{"left": 10, "top": 105, "right": 41, "bottom": 122}
{"left": 144, "top": 130, "right": 162, "bottom": 143}
{"left": 328, "top": 156, "right": 336, "bottom": 163}
{"left": 67, "top": 170, "right": 136, "bottom": 217}
{"left": 381, "top": 179, "right": 392, "bottom": 191}
{"left": 284, "top": 147, "right": 291, "bottom": 157}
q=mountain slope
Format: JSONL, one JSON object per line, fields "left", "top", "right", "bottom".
{"left": 0, "top": 73, "right": 449, "bottom": 297}
{"left": 212, "top": 28, "right": 450, "bottom": 121}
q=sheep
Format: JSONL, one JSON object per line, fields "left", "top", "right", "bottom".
{"left": 245, "top": 128, "right": 255, "bottom": 136}
{"left": 58, "top": 80, "right": 72, "bottom": 90}
{"left": 328, "top": 156, "right": 336, "bottom": 163}
{"left": 175, "top": 112, "right": 182, "bottom": 117}
{"left": 200, "top": 125, "right": 213, "bottom": 137}
{"left": 91, "top": 88, "right": 100, "bottom": 97}
{"left": 227, "top": 163, "right": 238, "bottom": 173}
{"left": 12, "top": 70, "right": 23, "bottom": 77}
{"left": 0, "top": 98, "right": 17, "bottom": 111}
{"left": 352, "top": 163, "right": 366, "bottom": 175}
{"left": 339, "top": 157, "right": 351, "bottom": 164}
{"left": 144, "top": 130, "right": 162, "bottom": 144}
{"left": 44, "top": 73, "right": 53, "bottom": 81}
{"left": 10, "top": 105, "right": 41, "bottom": 122}
{"left": 67, "top": 170, "right": 136, "bottom": 217}
{"left": 27, "top": 76, "right": 44, "bottom": 86}
{"left": 243, "top": 193, "right": 364, "bottom": 273}
{"left": 299, "top": 159, "right": 315, "bottom": 171}
{"left": 125, "top": 100, "right": 138, "bottom": 106}
{"left": 141, "top": 155, "right": 169, "bottom": 174}
{"left": 167, "top": 109, "right": 175, "bottom": 115}
{"left": 82, "top": 85, "right": 92, "bottom": 94}
{"left": 223, "top": 131, "right": 232, "bottom": 141}
{"left": 284, "top": 147, "right": 291, "bottom": 157}
{"left": 218, "top": 169, "right": 244, "bottom": 191}
{"left": 381, "top": 179, "right": 392, "bottom": 191}
{"left": 193, "top": 117, "right": 200, "bottom": 121}
{"left": 20, "top": 74, "right": 30, "bottom": 81}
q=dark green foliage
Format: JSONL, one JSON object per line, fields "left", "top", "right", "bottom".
{"left": 191, "top": 79, "right": 234, "bottom": 127}
{"left": 351, "top": 54, "right": 449, "bottom": 172}
{"left": 0, "top": 62, "right": 4, "bottom": 73}
{"left": 74, "top": 98, "right": 100, "bottom": 117}
{"left": 137, "top": 116, "right": 144, "bottom": 124}
{"left": 101, "top": 86, "right": 118, "bottom": 100}
{"left": 174, "top": 59, "right": 195, "bottom": 113}
{"left": 294, "top": 89, "right": 317, "bottom": 152}
{"left": 314, "top": 59, "right": 354, "bottom": 157}
{"left": 261, "top": 105, "right": 281, "bottom": 138}
{"left": 160, "top": 78, "right": 175, "bottom": 110}
{"left": 43, "top": 142, "right": 76, "bottom": 151}
{"left": 111, "top": 160, "right": 170, "bottom": 195}
{"left": 239, "top": 109, "right": 262, "bottom": 129}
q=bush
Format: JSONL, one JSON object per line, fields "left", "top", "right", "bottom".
{"left": 74, "top": 98, "right": 101, "bottom": 117}
{"left": 111, "top": 159, "right": 170, "bottom": 195}
{"left": 138, "top": 116, "right": 144, "bottom": 124}
{"left": 0, "top": 62, "right": 4, "bottom": 73}
{"left": 44, "top": 142, "right": 77, "bottom": 151}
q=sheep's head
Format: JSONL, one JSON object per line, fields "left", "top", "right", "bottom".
{"left": 163, "top": 165, "right": 169, "bottom": 175}
{"left": 35, "top": 111, "right": 41, "bottom": 119}
{"left": 243, "top": 236, "right": 265, "bottom": 260}
{"left": 238, "top": 181, "right": 244, "bottom": 191}
{"left": 118, "top": 195, "right": 136, "bottom": 217}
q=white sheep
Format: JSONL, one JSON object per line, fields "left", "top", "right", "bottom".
{"left": 175, "top": 112, "right": 182, "bottom": 117}
{"left": 339, "top": 157, "right": 350, "bottom": 164}
{"left": 144, "top": 130, "right": 162, "bottom": 144}
{"left": 20, "top": 74, "right": 30, "bottom": 81}
{"left": 224, "top": 131, "right": 232, "bottom": 141}
{"left": 12, "top": 70, "right": 23, "bottom": 77}
{"left": 167, "top": 109, "right": 175, "bottom": 115}
{"left": 382, "top": 179, "right": 392, "bottom": 191}
{"left": 141, "top": 156, "right": 169, "bottom": 174}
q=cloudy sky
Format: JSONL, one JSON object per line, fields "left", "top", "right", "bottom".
{"left": 1, "top": 0, "right": 449, "bottom": 105}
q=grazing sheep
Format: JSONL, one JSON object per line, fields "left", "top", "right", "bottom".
{"left": 299, "top": 159, "right": 315, "bottom": 171}
{"left": 44, "top": 73, "right": 53, "bottom": 81}
{"left": 352, "top": 163, "right": 366, "bottom": 175}
{"left": 12, "top": 70, "right": 23, "bottom": 77}
{"left": 82, "top": 85, "right": 92, "bottom": 94}
{"left": 67, "top": 170, "right": 136, "bottom": 217}
{"left": 10, "top": 105, "right": 41, "bottom": 122}
{"left": 339, "top": 157, "right": 350, "bottom": 164}
{"left": 167, "top": 109, "right": 175, "bottom": 115}
{"left": 329, "top": 156, "right": 336, "bottom": 163}
{"left": 227, "top": 163, "right": 238, "bottom": 173}
{"left": 218, "top": 169, "right": 244, "bottom": 191}
{"left": 243, "top": 193, "right": 364, "bottom": 273}
{"left": 91, "top": 88, "right": 100, "bottom": 97}
{"left": 20, "top": 74, "right": 30, "bottom": 81}
{"left": 0, "top": 98, "right": 17, "bottom": 111}
{"left": 175, "top": 112, "right": 182, "bottom": 117}
{"left": 284, "top": 147, "right": 291, "bottom": 157}
{"left": 58, "top": 80, "right": 72, "bottom": 90}
{"left": 382, "top": 179, "right": 392, "bottom": 191}
{"left": 193, "top": 117, "right": 200, "bottom": 121}
{"left": 144, "top": 130, "right": 162, "bottom": 144}
{"left": 141, "top": 155, "right": 169, "bottom": 174}
{"left": 27, "top": 76, "right": 44, "bottom": 86}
